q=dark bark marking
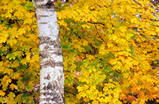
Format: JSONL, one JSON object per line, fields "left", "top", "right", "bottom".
{"left": 41, "top": 81, "right": 64, "bottom": 103}
{"left": 46, "top": 81, "right": 57, "bottom": 90}
{"left": 46, "top": 97, "right": 51, "bottom": 102}
{"left": 49, "top": 10, "right": 55, "bottom": 12}
{"left": 51, "top": 49, "right": 62, "bottom": 55}
{"left": 40, "top": 49, "right": 62, "bottom": 60}
{"left": 47, "top": 82, "right": 52, "bottom": 90}
{"left": 49, "top": 58, "right": 55, "bottom": 68}
{"left": 40, "top": 51, "right": 48, "bottom": 59}
{"left": 37, "top": 0, "right": 44, "bottom": 1}
{"left": 44, "top": 45, "right": 50, "bottom": 50}
{"left": 44, "top": 74, "right": 51, "bottom": 80}
{"left": 48, "top": 40, "right": 55, "bottom": 45}
{"left": 43, "top": 86, "right": 47, "bottom": 90}
{"left": 57, "top": 75, "right": 63, "bottom": 82}
{"left": 55, "top": 62, "right": 63, "bottom": 67}
{"left": 37, "top": 17, "right": 40, "bottom": 20}
{"left": 41, "top": 61, "right": 63, "bottom": 69}
{"left": 58, "top": 49, "right": 62, "bottom": 55}
{"left": 39, "top": 22, "right": 48, "bottom": 24}
{"left": 54, "top": 40, "right": 61, "bottom": 48}
{"left": 39, "top": 36, "right": 61, "bottom": 48}
{"left": 38, "top": 15, "right": 49, "bottom": 17}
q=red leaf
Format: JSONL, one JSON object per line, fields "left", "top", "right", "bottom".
{"left": 90, "top": 18, "right": 93, "bottom": 22}
{"left": 127, "top": 95, "right": 136, "bottom": 102}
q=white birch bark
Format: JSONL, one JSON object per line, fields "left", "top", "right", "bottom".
{"left": 33, "top": 0, "right": 65, "bottom": 103}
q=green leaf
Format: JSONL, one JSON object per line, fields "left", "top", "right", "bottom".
{"left": 103, "top": 67, "right": 112, "bottom": 72}
{"left": 101, "top": 61, "right": 107, "bottom": 66}
{"left": 97, "top": 85, "right": 102, "bottom": 91}
{"left": 22, "top": 93, "right": 30, "bottom": 104}
{"left": 68, "top": 48, "right": 74, "bottom": 53}
{"left": 8, "top": 92, "right": 15, "bottom": 99}
{"left": 26, "top": 85, "right": 32, "bottom": 91}
{"left": 0, "top": 50, "right": 6, "bottom": 55}
{"left": 6, "top": 53, "right": 16, "bottom": 60}
{"left": 76, "top": 62, "right": 82, "bottom": 70}
{"left": 83, "top": 45, "right": 91, "bottom": 51}
{"left": 17, "top": 65, "right": 28, "bottom": 71}
{"left": 113, "top": 72, "right": 120, "bottom": 78}
{"left": 126, "top": 69, "right": 130, "bottom": 73}
{"left": 62, "top": 42, "right": 71, "bottom": 49}
{"left": 0, "top": 97, "right": 4, "bottom": 103}
{"left": 129, "top": 45, "right": 134, "bottom": 50}
{"left": 21, "top": 45, "right": 29, "bottom": 52}
{"left": 21, "top": 72, "right": 31, "bottom": 82}
{"left": 23, "top": 2, "right": 34, "bottom": 10}
{"left": 22, "top": 92, "right": 30, "bottom": 98}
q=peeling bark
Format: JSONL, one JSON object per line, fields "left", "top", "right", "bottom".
{"left": 33, "top": 0, "right": 65, "bottom": 103}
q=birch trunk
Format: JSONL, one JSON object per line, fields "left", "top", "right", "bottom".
{"left": 33, "top": 0, "right": 65, "bottom": 103}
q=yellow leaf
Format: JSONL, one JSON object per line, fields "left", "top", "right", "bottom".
{"left": 76, "top": 94, "right": 81, "bottom": 99}
{"left": 119, "top": 26, "right": 127, "bottom": 32}
{"left": 11, "top": 72, "right": 20, "bottom": 79}
{"left": 29, "top": 81, "right": 34, "bottom": 87}
{"left": 23, "top": 19, "right": 32, "bottom": 24}
{"left": 0, "top": 62, "right": 3, "bottom": 67}
{"left": 107, "top": 42, "right": 113, "bottom": 48}
{"left": 82, "top": 24, "right": 90, "bottom": 28}
{"left": 3, "top": 97, "right": 9, "bottom": 103}
{"left": 3, "top": 68, "right": 13, "bottom": 75}
{"left": 71, "top": 64, "right": 76, "bottom": 69}
{"left": 10, "top": 84, "right": 18, "bottom": 90}
{"left": 80, "top": 92, "right": 87, "bottom": 97}
{"left": 83, "top": 40, "right": 88, "bottom": 46}
{"left": 2, "top": 75, "right": 11, "bottom": 85}
{"left": 99, "top": 44, "right": 108, "bottom": 55}
{"left": 112, "top": 35, "right": 117, "bottom": 40}
{"left": 12, "top": 60, "right": 19, "bottom": 67}
{"left": 7, "top": 39, "right": 17, "bottom": 46}
{"left": 86, "top": 55, "right": 95, "bottom": 60}
{"left": 107, "top": 83, "right": 115, "bottom": 88}
{"left": 1, "top": 0, "right": 10, "bottom": 4}
{"left": 131, "top": 18, "right": 137, "bottom": 23}
{"left": 26, "top": 52, "right": 31, "bottom": 62}
{"left": 0, "top": 32, "right": 9, "bottom": 43}
{"left": 122, "top": 73, "right": 129, "bottom": 78}
{"left": 126, "top": 32, "right": 133, "bottom": 40}
{"left": 109, "top": 59, "right": 117, "bottom": 65}
{"left": 0, "top": 90, "right": 5, "bottom": 96}
{"left": 77, "top": 86, "right": 83, "bottom": 92}
{"left": 150, "top": 31, "right": 156, "bottom": 35}
{"left": 0, "top": 24, "right": 4, "bottom": 31}
{"left": 18, "top": 28, "right": 26, "bottom": 35}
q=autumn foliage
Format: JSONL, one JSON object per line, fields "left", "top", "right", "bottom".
{"left": 0, "top": 0, "right": 39, "bottom": 103}
{"left": 57, "top": 0, "right": 159, "bottom": 103}
{"left": 0, "top": 0, "right": 159, "bottom": 104}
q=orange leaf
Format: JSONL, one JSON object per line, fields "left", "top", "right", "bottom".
{"left": 127, "top": 95, "right": 136, "bottom": 102}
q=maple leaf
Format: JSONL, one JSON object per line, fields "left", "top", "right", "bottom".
{"left": 90, "top": 18, "right": 93, "bottom": 22}
{"left": 0, "top": 90, "right": 5, "bottom": 96}
{"left": 127, "top": 95, "right": 136, "bottom": 102}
